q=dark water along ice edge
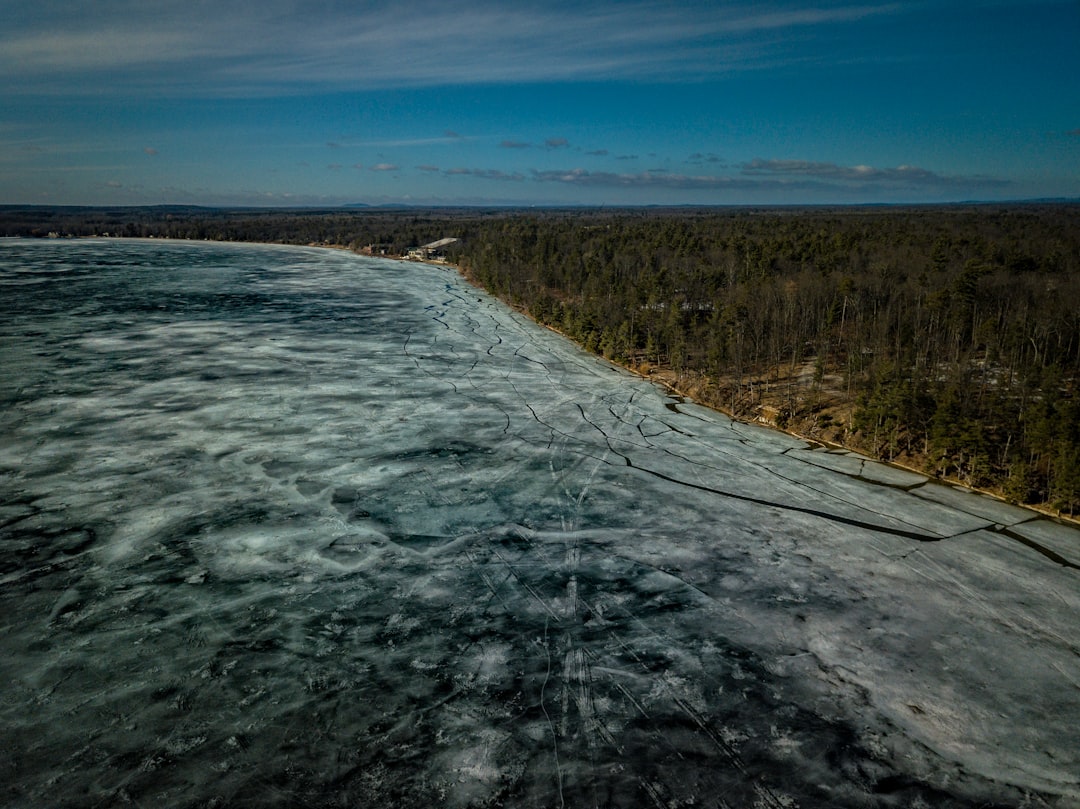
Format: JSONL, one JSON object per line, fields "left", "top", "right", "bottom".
{"left": 1, "top": 238, "right": 1077, "bottom": 808}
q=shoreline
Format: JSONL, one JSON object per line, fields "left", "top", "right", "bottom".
{"left": 442, "top": 248, "right": 1080, "bottom": 529}
{"left": 298, "top": 239, "right": 1080, "bottom": 529}
{"left": 42, "top": 234, "right": 1080, "bottom": 528}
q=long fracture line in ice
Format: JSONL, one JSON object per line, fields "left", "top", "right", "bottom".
{"left": 539, "top": 617, "right": 566, "bottom": 809}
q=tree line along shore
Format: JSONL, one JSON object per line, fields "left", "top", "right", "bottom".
{"left": 3, "top": 203, "right": 1079, "bottom": 517}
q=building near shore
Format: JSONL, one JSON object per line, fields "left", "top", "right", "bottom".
{"left": 406, "top": 237, "right": 458, "bottom": 261}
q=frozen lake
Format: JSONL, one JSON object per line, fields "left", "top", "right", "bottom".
{"left": 1, "top": 238, "right": 1077, "bottom": 808}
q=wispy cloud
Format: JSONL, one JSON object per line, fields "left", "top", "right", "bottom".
{"left": 500, "top": 140, "right": 531, "bottom": 149}
{"left": 524, "top": 161, "right": 1012, "bottom": 196}
{"left": 743, "top": 158, "right": 923, "bottom": 181}
{"left": 530, "top": 168, "right": 779, "bottom": 190}
{"left": 741, "top": 158, "right": 1011, "bottom": 188}
{"left": 369, "top": 163, "right": 399, "bottom": 172}
{"left": 544, "top": 137, "right": 570, "bottom": 149}
{"left": 0, "top": 1, "right": 912, "bottom": 96}
{"left": 444, "top": 167, "right": 525, "bottom": 181}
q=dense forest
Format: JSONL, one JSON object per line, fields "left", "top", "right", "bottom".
{"left": 3, "top": 203, "right": 1079, "bottom": 516}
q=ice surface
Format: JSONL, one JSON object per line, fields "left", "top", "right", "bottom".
{"left": 1, "top": 238, "right": 1078, "bottom": 808}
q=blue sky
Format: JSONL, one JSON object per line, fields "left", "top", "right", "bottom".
{"left": 2, "top": 0, "right": 1077, "bottom": 206}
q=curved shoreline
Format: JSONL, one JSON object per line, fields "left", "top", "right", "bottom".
{"left": 443, "top": 250, "right": 1079, "bottom": 529}
{"left": 45, "top": 234, "right": 1079, "bottom": 528}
